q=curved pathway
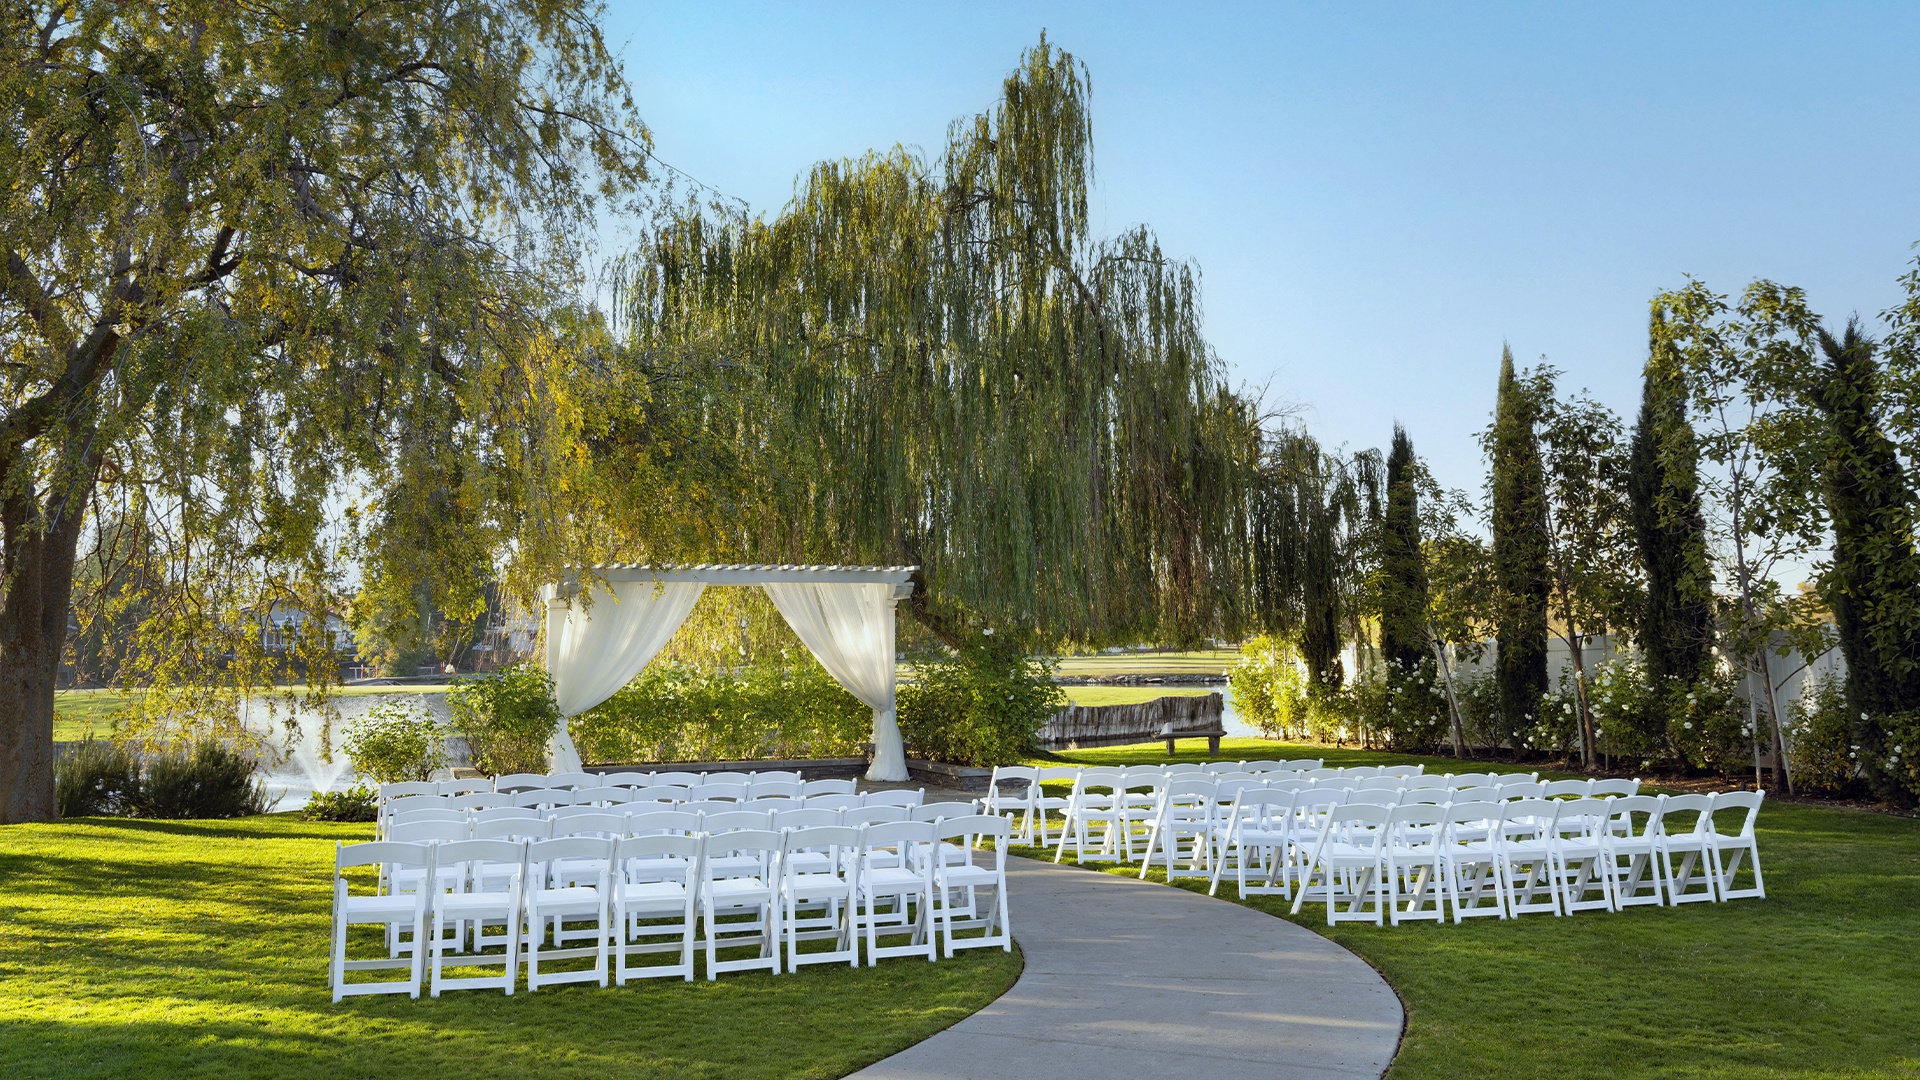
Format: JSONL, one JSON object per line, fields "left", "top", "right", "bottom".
{"left": 849, "top": 854, "right": 1403, "bottom": 1080}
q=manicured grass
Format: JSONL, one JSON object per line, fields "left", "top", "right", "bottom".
{"left": 1021, "top": 738, "right": 1920, "bottom": 1080}
{"left": 1058, "top": 685, "right": 1215, "bottom": 708}
{"left": 0, "top": 815, "right": 1021, "bottom": 1080}
{"left": 1048, "top": 648, "right": 1239, "bottom": 678}
{"left": 51, "top": 685, "right": 453, "bottom": 741}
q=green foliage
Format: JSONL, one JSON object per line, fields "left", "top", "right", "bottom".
{"left": 127, "top": 741, "right": 276, "bottom": 819}
{"left": 1490, "top": 346, "right": 1550, "bottom": 743}
{"left": 446, "top": 664, "right": 561, "bottom": 776}
{"left": 1376, "top": 425, "right": 1430, "bottom": 673}
{"left": 300, "top": 784, "right": 380, "bottom": 823}
{"left": 1786, "top": 672, "right": 1861, "bottom": 796}
{"left": 897, "top": 639, "right": 1066, "bottom": 766}
{"left": 1228, "top": 635, "right": 1313, "bottom": 741}
{"left": 340, "top": 700, "right": 447, "bottom": 783}
{"left": 570, "top": 658, "right": 870, "bottom": 764}
{"left": 619, "top": 37, "right": 1264, "bottom": 650}
{"left": 52, "top": 740, "right": 140, "bottom": 818}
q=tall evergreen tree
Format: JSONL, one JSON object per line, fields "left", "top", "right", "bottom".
{"left": 1378, "top": 425, "right": 1429, "bottom": 673}
{"left": 1490, "top": 347, "right": 1550, "bottom": 747}
{"left": 1809, "top": 319, "right": 1920, "bottom": 790}
{"left": 1627, "top": 315, "right": 1716, "bottom": 743}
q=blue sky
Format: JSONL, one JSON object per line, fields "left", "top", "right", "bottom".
{"left": 603, "top": 2, "right": 1920, "bottom": 506}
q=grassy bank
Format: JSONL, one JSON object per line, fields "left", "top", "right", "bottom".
{"left": 1049, "top": 648, "right": 1238, "bottom": 678}
{"left": 0, "top": 815, "right": 1020, "bottom": 1080}
{"left": 1023, "top": 737, "right": 1920, "bottom": 1080}
{"left": 52, "top": 685, "right": 453, "bottom": 742}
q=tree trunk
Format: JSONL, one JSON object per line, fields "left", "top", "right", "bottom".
{"left": 1429, "top": 626, "right": 1468, "bottom": 758}
{"left": 903, "top": 566, "right": 968, "bottom": 651}
{"left": 1, "top": 501, "right": 87, "bottom": 823}
{"left": 1752, "top": 645, "right": 1795, "bottom": 797}
{"left": 1565, "top": 629, "right": 1597, "bottom": 770}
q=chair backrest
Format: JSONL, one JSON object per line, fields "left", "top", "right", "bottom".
{"left": 1122, "top": 764, "right": 1171, "bottom": 789}
{"left": 1541, "top": 779, "right": 1592, "bottom": 799}
{"left": 1223, "top": 789, "right": 1294, "bottom": 828}
{"left": 434, "top": 838, "right": 527, "bottom": 884}
{"left": 774, "top": 807, "right": 843, "bottom": 830}
{"left": 749, "top": 796, "right": 806, "bottom": 813}
{"left": 681, "top": 800, "right": 739, "bottom": 816}
{"left": 863, "top": 788, "right": 925, "bottom": 808}
{"left": 471, "top": 816, "right": 552, "bottom": 842}
{"left": 550, "top": 804, "right": 610, "bottom": 821}
{"left": 1162, "top": 763, "right": 1208, "bottom": 776}
{"left": 1252, "top": 758, "right": 1320, "bottom": 773}
{"left": 988, "top": 765, "right": 1039, "bottom": 796}
{"left": 1344, "top": 788, "right": 1402, "bottom": 807}
{"left": 615, "top": 831, "right": 701, "bottom": 874}
{"left": 689, "top": 782, "right": 750, "bottom": 802}
{"left": 912, "top": 800, "right": 981, "bottom": 822}
{"left": 700, "top": 809, "right": 773, "bottom": 833}
{"left": 627, "top": 809, "right": 702, "bottom": 836}
{"left": 1498, "top": 799, "right": 1561, "bottom": 839}
{"left": 1492, "top": 772, "right": 1540, "bottom": 787}
{"left": 640, "top": 770, "right": 700, "bottom": 786}
{"left": 599, "top": 771, "right": 655, "bottom": 788}
{"left": 752, "top": 770, "right": 803, "bottom": 784}
{"left": 1320, "top": 802, "right": 1392, "bottom": 848}
{"left": 447, "top": 791, "right": 510, "bottom": 810}
{"left": 1447, "top": 772, "right": 1498, "bottom": 788}
{"left": 701, "top": 829, "right": 782, "bottom": 876}
{"left": 1497, "top": 781, "right": 1546, "bottom": 800}
{"left": 471, "top": 806, "right": 540, "bottom": 825}
{"left": 781, "top": 825, "right": 861, "bottom": 864}
{"left": 1036, "top": 765, "right": 1083, "bottom": 784}
{"left": 1550, "top": 798, "right": 1614, "bottom": 839}
{"left": 388, "top": 819, "right": 469, "bottom": 844}
{"left": 572, "top": 785, "right": 628, "bottom": 806}
{"left": 1302, "top": 768, "right": 1346, "bottom": 782}
{"left": 935, "top": 813, "right": 1010, "bottom": 848}
{"left": 860, "top": 820, "right": 936, "bottom": 862}
{"left": 1399, "top": 789, "right": 1451, "bottom": 805}
{"left": 637, "top": 785, "right": 690, "bottom": 804}
{"left": 491, "top": 772, "right": 548, "bottom": 793}
{"left": 803, "top": 778, "right": 858, "bottom": 796}
{"left": 1214, "top": 778, "right": 1266, "bottom": 802}
{"left": 391, "top": 807, "right": 468, "bottom": 828}
{"left": 1159, "top": 776, "right": 1217, "bottom": 803}
{"left": 1073, "top": 766, "right": 1127, "bottom": 797}
{"left": 380, "top": 782, "right": 438, "bottom": 802}
{"left": 1447, "top": 785, "right": 1504, "bottom": 803}
{"left": 1708, "top": 789, "right": 1765, "bottom": 838}
{"left": 750, "top": 779, "right": 804, "bottom": 799}
{"left": 545, "top": 771, "right": 597, "bottom": 789}
{"left": 512, "top": 788, "right": 570, "bottom": 809}
{"left": 1377, "top": 764, "right": 1426, "bottom": 778}
{"left": 437, "top": 779, "right": 492, "bottom": 796}
{"left": 1387, "top": 802, "right": 1449, "bottom": 841}
{"left": 552, "top": 811, "right": 628, "bottom": 839}
{"left": 527, "top": 836, "right": 614, "bottom": 883}
{"left": 842, "top": 805, "right": 910, "bottom": 827}
{"left": 1587, "top": 777, "right": 1641, "bottom": 798}
{"left": 336, "top": 839, "right": 432, "bottom": 875}
{"left": 1606, "top": 794, "right": 1663, "bottom": 839}
{"left": 1443, "top": 801, "right": 1504, "bottom": 840}
{"left": 804, "top": 793, "right": 863, "bottom": 811}
{"left": 385, "top": 793, "right": 449, "bottom": 816}
{"left": 1400, "top": 774, "right": 1450, "bottom": 790}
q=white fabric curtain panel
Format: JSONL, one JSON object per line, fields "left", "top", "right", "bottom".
{"left": 761, "top": 581, "right": 906, "bottom": 781}
{"left": 543, "top": 580, "right": 707, "bottom": 771}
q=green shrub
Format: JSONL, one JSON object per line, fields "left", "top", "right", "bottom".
{"left": 1788, "top": 671, "right": 1859, "bottom": 795}
{"left": 341, "top": 699, "right": 447, "bottom": 783}
{"left": 1229, "top": 635, "right": 1312, "bottom": 740}
{"left": 447, "top": 663, "right": 561, "bottom": 776}
{"left": 897, "top": 636, "right": 1064, "bottom": 767}
{"left": 570, "top": 656, "right": 870, "bottom": 764}
{"left": 1377, "top": 658, "right": 1451, "bottom": 753}
{"left": 301, "top": 783, "right": 379, "bottom": 822}
{"left": 128, "top": 740, "right": 276, "bottom": 818}
{"left": 54, "top": 738, "right": 141, "bottom": 817}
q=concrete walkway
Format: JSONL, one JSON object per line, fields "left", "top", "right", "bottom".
{"left": 848, "top": 855, "right": 1403, "bottom": 1080}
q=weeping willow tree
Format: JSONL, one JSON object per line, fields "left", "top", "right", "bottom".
{"left": 612, "top": 38, "right": 1264, "bottom": 648}
{"left": 1248, "top": 429, "right": 1382, "bottom": 690}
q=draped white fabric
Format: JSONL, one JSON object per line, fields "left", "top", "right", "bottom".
{"left": 761, "top": 581, "right": 906, "bottom": 781}
{"left": 542, "top": 581, "right": 707, "bottom": 772}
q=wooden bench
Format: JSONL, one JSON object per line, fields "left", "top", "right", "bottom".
{"left": 1159, "top": 722, "right": 1225, "bottom": 756}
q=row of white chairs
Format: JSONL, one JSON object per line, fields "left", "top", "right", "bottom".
{"left": 1249, "top": 789, "right": 1766, "bottom": 925}
{"left": 386, "top": 801, "right": 987, "bottom": 845}
{"left": 378, "top": 769, "right": 829, "bottom": 802}
{"left": 331, "top": 816, "right": 1014, "bottom": 1001}
{"left": 377, "top": 784, "right": 910, "bottom": 837}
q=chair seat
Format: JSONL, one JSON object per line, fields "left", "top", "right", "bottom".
{"left": 532, "top": 885, "right": 602, "bottom": 909}
{"left": 437, "top": 891, "right": 517, "bottom": 917}
{"left": 342, "top": 894, "right": 420, "bottom": 920}
{"left": 863, "top": 867, "right": 926, "bottom": 892}
{"left": 616, "top": 881, "right": 689, "bottom": 906}
{"left": 707, "top": 878, "right": 773, "bottom": 904}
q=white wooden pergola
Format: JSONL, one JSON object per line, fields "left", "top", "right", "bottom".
{"left": 540, "top": 564, "right": 918, "bottom": 780}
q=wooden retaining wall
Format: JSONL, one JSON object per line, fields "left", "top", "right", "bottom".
{"left": 1038, "top": 693, "right": 1224, "bottom": 750}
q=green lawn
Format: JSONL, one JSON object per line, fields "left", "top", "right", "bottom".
{"left": 1022, "top": 737, "right": 1920, "bottom": 1080}
{"left": 0, "top": 815, "right": 1020, "bottom": 1080}
{"left": 1048, "top": 647, "right": 1240, "bottom": 678}
{"left": 52, "top": 685, "right": 452, "bottom": 741}
{"left": 1058, "top": 685, "right": 1215, "bottom": 708}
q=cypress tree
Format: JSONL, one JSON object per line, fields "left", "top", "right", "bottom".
{"left": 1809, "top": 320, "right": 1920, "bottom": 787}
{"left": 1491, "top": 347, "right": 1550, "bottom": 747}
{"left": 1378, "top": 425, "right": 1430, "bottom": 673}
{"left": 1627, "top": 315, "right": 1715, "bottom": 739}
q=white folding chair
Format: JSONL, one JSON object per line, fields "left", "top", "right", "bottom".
{"left": 1440, "top": 800, "right": 1507, "bottom": 922}
{"left": 1495, "top": 799, "right": 1564, "bottom": 917}
{"left": 1588, "top": 777, "right": 1641, "bottom": 798}
{"left": 1656, "top": 794, "right": 1718, "bottom": 904}
{"left": 1384, "top": 803, "right": 1448, "bottom": 925}
{"left": 330, "top": 841, "right": 431, "bottom": 1001}
{"left": 1290, "top": 803, "right": 1392, "bottom": 926}
{"left": 1540, "top": 779, "right": 1593, "bottom": 799}
{"left": 779, "top": 825, "right": 862, "bottom": 969}
{"left": 698, "top": 829, "right": 784, "bottom": 978}
{"left": 428, "top": 839, "right": 525, "bottom": 996}
{"left": 929, "top": 815, "right": 1012, "bottom": 956}
{"left": 1599, "top": 794, "right": 1667, "bottom": 908}
{"left": 985, "top": 765, "right": 1040, "bottom": 842}
{"left": 1209, "top": 789, "right": 1295, "bottom": 897}
{"left": 1029, "top": 765, "right": 1081, "bottom": 847}
{"left": 856, "top": 820, "right": 937, "bottom": 964}
{"left": 1138, "top": 777, "right": 1217, "bottom": 881}
{"left": 611, "top": 833, "right": 701, "bottom": 983}
{"left": 522, "top": 836, "right": 613, "bottom": 990}
{"left": 863, "top": 788, "right": 926, "bottom": 809}
{"left": 1053, "top": 766, "right": 1126, "bottom": 863}
{"left": 1705, "top": 790, "right": 1766, "bottom": 901}
{"left": 1546, "top": 797, "right": 1616, "bottom": 913}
